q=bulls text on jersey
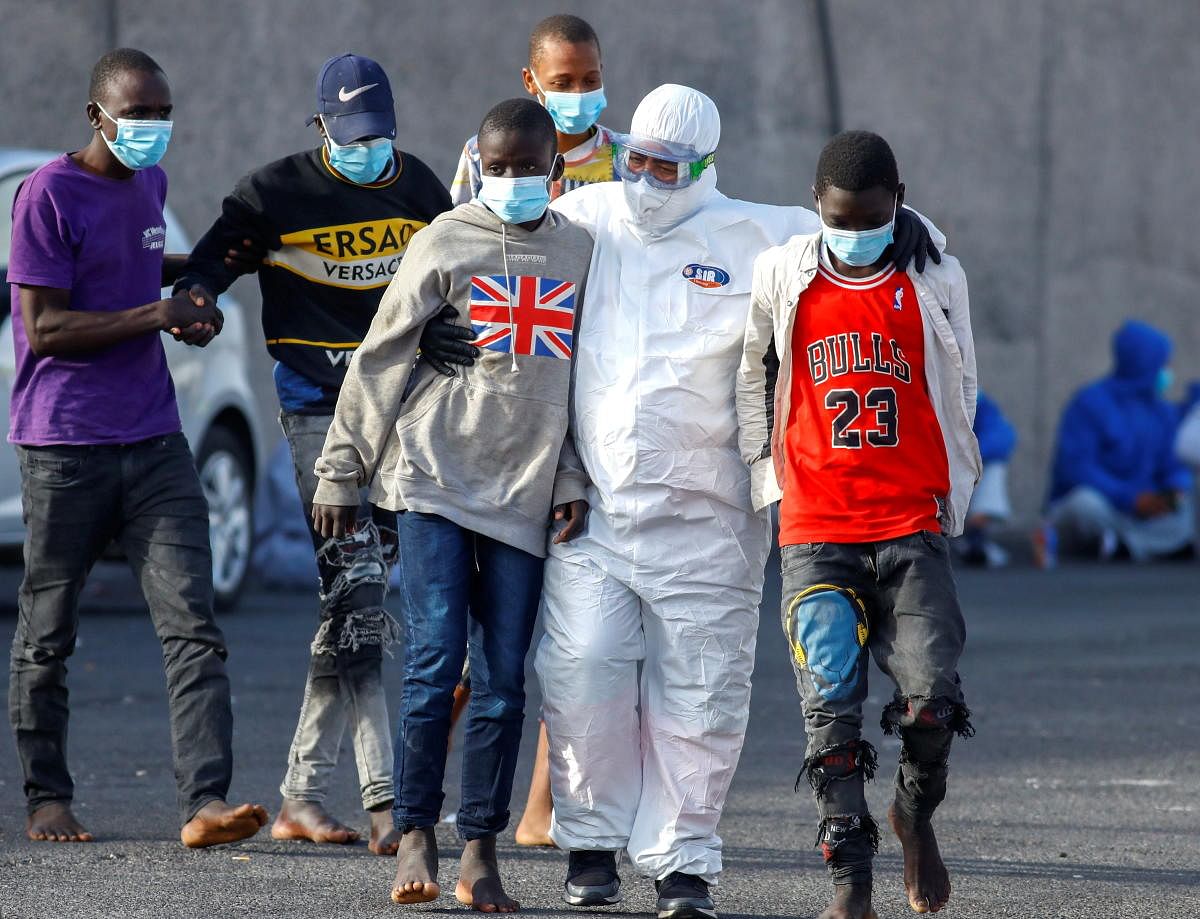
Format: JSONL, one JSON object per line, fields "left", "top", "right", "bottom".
{"left": 806, "top": 331, "right": 912, "bottom": 385}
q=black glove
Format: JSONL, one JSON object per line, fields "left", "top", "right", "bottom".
{"left": 890, "top": 208, "right": 941, "bottom": 274}
{"left": 418, "top": 304, "right": 479, "bottom": 377}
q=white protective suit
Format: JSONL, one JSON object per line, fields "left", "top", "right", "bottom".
{"left": 535, "top": 85, "right": 820, "bottom": 883}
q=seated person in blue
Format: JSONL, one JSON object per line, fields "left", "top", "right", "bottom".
{"left": 1046, "top": 320, "right": 1193, "bottom": 561}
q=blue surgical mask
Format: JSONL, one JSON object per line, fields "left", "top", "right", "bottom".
{"left": 1157, "top": 367, "right": 1174, "bottom": 396}
{"left": 94, "top": 101, "right": 172, "bottom": 170}
{"left": 478, "top": 174, "right": 553, "bottom": 224}
{"left": 324, "top": 130, "right": 393, "bottom": 185}
{"left": 532, "top": 73, "right": 606, "bottom": 135}
{"left": 820, "top": 199, "right": 898, "bottom": 268}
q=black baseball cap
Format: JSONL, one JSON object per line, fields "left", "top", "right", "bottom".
{"left": 309, "top": 53, "right": 396, "bottom": 145}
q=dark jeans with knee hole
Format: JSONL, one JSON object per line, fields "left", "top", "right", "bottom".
{"left": 9, "top": 435, "right": 234, "bottom": 826}
{"left": 278, "top": 411, "right": 397, "bottom": 812}
{"left": 780, "top": 531, "right": 969, "bottom": 884}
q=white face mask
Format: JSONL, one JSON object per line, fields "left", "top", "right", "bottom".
{"left": 622, "top": 168, "right": 717, "bottom": 236}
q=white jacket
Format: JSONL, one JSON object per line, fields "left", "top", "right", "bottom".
{"left": 736, "top": 232, "right": 982, "bottom": 536}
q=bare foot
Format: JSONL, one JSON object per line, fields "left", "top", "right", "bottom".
{"left": 181, "top": 799, "right": 268, "bottom": 848}
{"left": 271, "top": 798, "right": 359, "bottom": 845}
{"left": 817, "top": 883, "right": 877, "bottom": 919}
{"left": 514, "top": 722, "right": 555, "bottom": 848}
{"left": 369, "top": 802, "right": 400, "bottom": 856}
{"left": 456, "top": 835, "right": 519, "bottom": 913}
{"left": 513, "top": 818, "right": 554, "bottom": 848}
{"left": 391, "top": 825, "right": 440, "bottom": 904}
{"left": 889, "top": 804, "right": 951, "bottom": 913}
{"left": 26, "top": 801, "right": 93, "bottom": 843}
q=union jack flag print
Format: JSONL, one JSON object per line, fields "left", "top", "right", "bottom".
{"left": 468, "top": 274, "right": 576, "bottom": 359}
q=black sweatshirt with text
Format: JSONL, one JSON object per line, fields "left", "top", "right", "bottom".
{"left": 177, "top": 146, "right": 451, "bottom": 412}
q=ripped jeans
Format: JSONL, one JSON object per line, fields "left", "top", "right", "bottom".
{"left": 780, "top": 531, "right": 973, "bottom": 885}
{"left": 278, "top": 412, "right": 399, "bottom": 811}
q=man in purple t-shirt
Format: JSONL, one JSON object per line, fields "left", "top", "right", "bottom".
{"left": 7, "top": 48, "right": 267, "bottom": 848}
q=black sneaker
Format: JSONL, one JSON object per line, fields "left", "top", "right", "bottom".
{"left": 655, "top": 872, "right": 716, "bottom": 919}
{"left": 564, "top": 850, "right": 622, "bottom": 906}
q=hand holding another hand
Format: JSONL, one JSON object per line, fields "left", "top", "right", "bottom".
{"left": 163, "top": 285, "right": 223, "bottom": 347}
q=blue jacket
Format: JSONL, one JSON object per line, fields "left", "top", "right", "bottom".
{"left": 974, "top": 391, "right": 1016, "bottom": 464}
{"left": 1048, "top": 320, "right": 1192, "bottom": 511}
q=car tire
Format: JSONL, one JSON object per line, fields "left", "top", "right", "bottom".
{"left": 196, "top": 425, "right": 255, "bottom": 611}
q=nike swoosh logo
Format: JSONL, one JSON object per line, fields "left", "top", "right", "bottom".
{"left": 338, "top": 83, "right": 379, "bottom": 102}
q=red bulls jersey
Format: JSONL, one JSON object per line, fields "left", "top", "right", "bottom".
{"left": 779, "top": 257, "right": 950, "bottom": 544}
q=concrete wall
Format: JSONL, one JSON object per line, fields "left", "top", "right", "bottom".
{"left": 3, "top": 0, "right": 1198, "bottom": 524}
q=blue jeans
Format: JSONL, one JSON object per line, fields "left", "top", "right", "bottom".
{"left": 393, "top": 511, "right": 544, "bottom": 838}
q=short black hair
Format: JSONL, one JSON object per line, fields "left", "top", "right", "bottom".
{"left": 529, "top": 14, "right": 601, "bottom": 65}
{"left": 89, "top": 48, "right": 165, "bottom": 103}
{"left": 478, "top": 98, "right": 557, "bottom": 151}
{"left": 814, "top": 130, "right": 899, "bottom": 196}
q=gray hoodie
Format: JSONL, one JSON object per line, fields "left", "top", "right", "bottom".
{"left": 313, "top": 201, "right": 594, "bottom": 558}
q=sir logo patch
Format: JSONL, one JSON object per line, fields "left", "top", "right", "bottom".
{"left": 682, "top": 263, "right": 730, "bottom": 289}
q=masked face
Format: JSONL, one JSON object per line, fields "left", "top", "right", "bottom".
{"left": 525, "top": 39, "right": 605, "bottom": 135}
{"left": 819, "top": 197, "right": 898, "bottom": 268}
{"left": 622, "top": 167, "right": 717, "bottom": 236}
{"left": 531, "top": 73, "right": 606, "bottom": 135}
{"left": 94, "top": 101, "right": 173, "bottom": 170}
{"left": 478, "top": 174, "right": 554, "bottom": 224}
{"left": 323, "top": 123, "right": 393, "bottom": 185}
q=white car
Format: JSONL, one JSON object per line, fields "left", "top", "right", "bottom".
{"left": 0, "top": 149, "right": 268, "bottom": 608}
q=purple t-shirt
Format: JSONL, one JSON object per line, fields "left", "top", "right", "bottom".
{"left": 7, "top": 154, "right": 180, "bottom": 445}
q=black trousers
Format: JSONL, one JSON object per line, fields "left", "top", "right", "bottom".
{"left": 9, "top": 433, "right": 234, "bottom": 825}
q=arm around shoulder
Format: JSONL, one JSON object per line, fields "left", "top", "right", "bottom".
{"left": 904, "top": 204, "right": 947, "bottom": 254}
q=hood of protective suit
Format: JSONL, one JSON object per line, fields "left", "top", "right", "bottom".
{"left": 630, "top": 83, "right": 721, "bottom": 154}
{"left": 621, "top": 84, "right": 721, "bottom": 237}
{"left": 1111, "top": 319, "right": 1171, "bottom": 387}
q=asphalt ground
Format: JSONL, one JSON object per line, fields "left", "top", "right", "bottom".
{"left": 0, "top": 556, "right": 1197, "bottom": 918}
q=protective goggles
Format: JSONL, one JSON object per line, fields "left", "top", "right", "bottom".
{"left": 613, "top": 133, "right": 716, "bottom": 190}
